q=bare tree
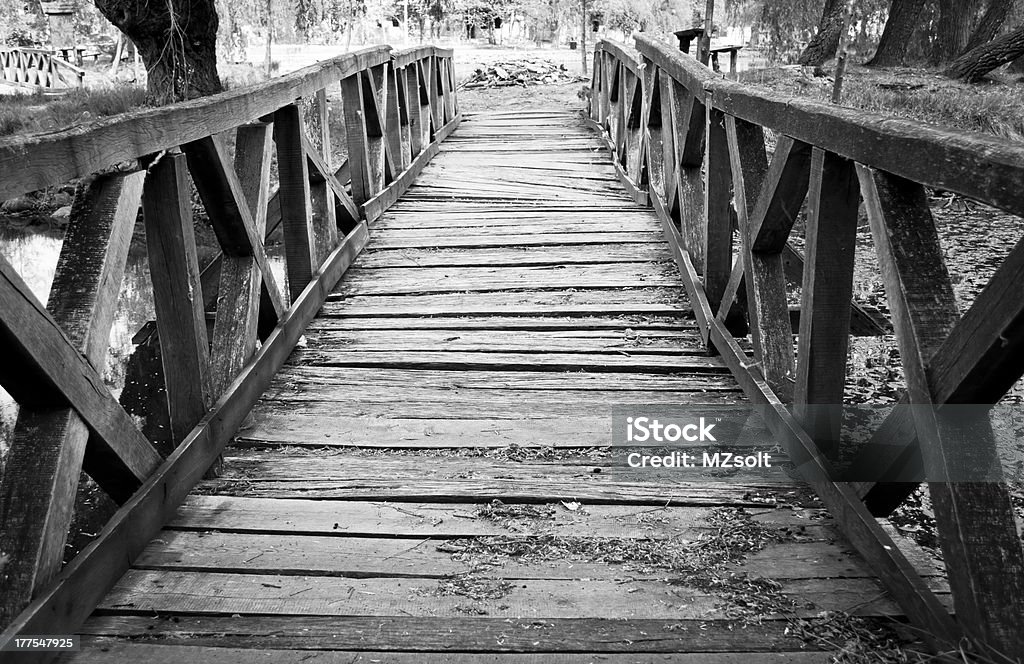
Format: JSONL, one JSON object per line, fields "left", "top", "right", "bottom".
{"left": 963, "top": 0, "right": 1016, "bottom": 53}
{"left": 94, "top": 0, "right": 223, "bottom": 103}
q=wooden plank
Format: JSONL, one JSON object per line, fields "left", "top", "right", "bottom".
{"left": 323, "top": 289, "right": 689, "bottom": 317}
{"left": 355, "top": 246, "right": 670, "bottom": 268}
{"left": 298, "top": 329, "right": 707, "bottom": 354}
{"left": 748, "top": 137, "right": 812, "bottom": 253}
{"left": 69, "top": 641, "right": 832, "bottom": 663}
{"left": 76, "top": 616, "right": 829, "bottom": 657}
{"left": 95, "top": 569, "right": 943, "bottom": 619}
{"left": 0, "top": 171, "right": 145, "bottom": 626}
{"left": 366, "top": 231, "right": 665, "bottom": 250}
{"left": 702, "top": 105, "right": 730, "bottom": 309}
{"left": 143, "top": 152, "right": 211, "bottom": 444}
{"left": 0, "top": 224, "right": 369, "bottom": 663}
{"left": 858, "top": 165, "right": 1024, "bottom": 656}
{"left": 167, "top": 496, "right": 814, "bottom": 537}
{"left": 309, "top": 87, "right": 339, "bottom": 261}
{"left": 233, "top": 415, "right": 692, "bottom": 449}
{"left": 136, "top": 532, "right": 899, "bottom": 581}
{"left": 274, "top": 104, "right": 318, "bottom": 301}
{"left": 336, "top": 264, "right": 679, "bottom": 296}
{"left": 208, "top": 124, "right": 271, "bottom": 398}
{"left": 794, "top": 149, "right": 860, "bottom": 459}
{"left": 0, "top": 46, "right": 392, "bottom": 201}
{"left": 725, "top": 116, "right": 795, "bottom": 401}
{"left": 311, "top": 314, "right": 693, "bottom": 331}
{"left": 295, "top": 349, "right": 727, "bottom": 374}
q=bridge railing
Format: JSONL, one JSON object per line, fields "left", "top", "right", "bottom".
{"left": 589, "top": 36, "right": 1024, "bottom": 658}
{"left": 0, "top": 47, "right": 85, "bottom": 91}
{"left": 0, "top": 44, "right": 459, "bottom": 651}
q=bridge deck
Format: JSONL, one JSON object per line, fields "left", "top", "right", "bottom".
{"left": 64, "top": 110, "right": 940, "bottom": 662}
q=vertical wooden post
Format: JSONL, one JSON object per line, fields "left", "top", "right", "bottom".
{"left": 703, "top": 103, "right": 732, "bottom": 314}
{"left": 342, "top": 72, "right": 372, "bottom": 208}
{"left": 0, "top": 171, "right": 144, "bottom": 626}
{"left": 143, "top": 152, "right": 211, "bottom": 443}
{"left": 794, "top": 148, "right": 859, "bottom": 459}
{"left": 309, "top": 89, "right": 339, "bottom": 263}
{"left": 406, "top": 64, "right": 423, "bottom": 158}
{"left": 274, "top": 104, "right": 318, "bottom": 301}
{"left": 700, "top": 0, "right": 715, "bottom": 65}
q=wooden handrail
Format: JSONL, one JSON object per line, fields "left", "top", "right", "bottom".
{"left": 0, "top": 44, "right": 460, "bottom": 653}
{"left": 589, "top": 36, "right": 1024, "bottom": 659}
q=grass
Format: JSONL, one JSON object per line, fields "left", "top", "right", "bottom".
{"left": 737, "top": 65, "right": 1024, "bottom": 142}
{"left": 0, "top": 84, "right": 149, "bottom": 138}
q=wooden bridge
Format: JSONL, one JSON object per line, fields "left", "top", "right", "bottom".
{"left": 0, "top": 38, "right": 1022, "bottom": 663}
{"left": 0, "top": 47, "right": 84, "bottom": 92}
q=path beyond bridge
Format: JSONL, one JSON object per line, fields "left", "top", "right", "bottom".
{"left": 0, "top": 38, "right": 1022, "bottom": 663}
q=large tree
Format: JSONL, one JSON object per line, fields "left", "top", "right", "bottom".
{"left": 94, "top": 0, "right": 224, "bottom": 103}
{"left": 933, "top": 0, "right": 972, "bottom": 61}
{"left": 798, "top": 0, "right": 847, "bottom": 66}
{"left": 865, "top": 0, "right": 928, "bottom": 66}
{"left": 946, "top": 20, "right": 1024, "bottom": 80}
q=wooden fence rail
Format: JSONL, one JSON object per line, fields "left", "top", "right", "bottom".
{"left": 0, "top": 44, "right": 459, "bottom": 656}
{"left": 0, "top": 47, "right": 84, "bottom": 91}
{"left": 589, "top": 36, "right": 1024, "bottom": 659}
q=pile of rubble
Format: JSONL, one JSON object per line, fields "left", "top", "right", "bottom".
{"left": 460, "top": 58, "right": 585, "bottom": 88}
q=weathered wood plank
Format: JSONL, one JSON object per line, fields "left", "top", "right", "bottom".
{"left": 274, "top": 104, "right": 319, "bottom": 301}
{"left": 95, "top": 569, "right": 945, "bottom": 618}
{"left": 67, "top": 641, "right": 834, "bottom": 663}
{"left": 143, "top": 152, "right": 211, "bottom": 444}
{"left": 75, "top": 616, "right": 829, "bottom": 657}
{"left": 0, "top": 171, "right": 146, "bottom": 625}
{"left": 794, "top": 149, "right": 860, "bottom": 459}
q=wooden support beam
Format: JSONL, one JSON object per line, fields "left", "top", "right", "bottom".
{"left": 725, "top": 115, "right": 795, "bottom": 401}
{"left": 181, "top": 135, "right": 286, "bottom": 323}
{"left": 794, "top": 149, "right": 860, "bottom": 460}
{"left": 748, "top": 137, "right": 812, "bottom": 253}
{"left": 143, "top": 152, "right": 211, "bottom": 444}
{"left": 0, "top": 171, "right": 153, "bottom": 626}
{"left": 858, "top": 165, "right": 1024, "bottom": 657}
{"left": 308, "top": 88, "right": 339, "bottom": 264}
{"left": 702, "top": 104, "right": 731, "bottom": 314}
{"left": 274, "top": 104, "right": 319, "bottom": 302}
{"left": 342, "top": 72, "right": 373, "bottom": 208}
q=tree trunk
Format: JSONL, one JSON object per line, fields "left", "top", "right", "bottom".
{"left": 934, "top": 0, "right": 974, "bottom": 62}
{"left": 798, "top": 0, "right": 847, "bottom": 66}
{"left": 865, "top": 0, "right": 928, "bottom": 67}
{"left": 94, "top": 0, "right": 223, "bottom": 104}
{"left": 963, "top": 0, "right": 1016, "bottom": 53}
{"left": 945, "top": 22, "right": 1024, "bottom": 81}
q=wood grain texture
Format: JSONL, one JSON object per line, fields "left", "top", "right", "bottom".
{"left": 143, "top": 152, "right": 211, "bottom": 444}
{"left": 0, "top": 171, "right": 146, "bottom": 625}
